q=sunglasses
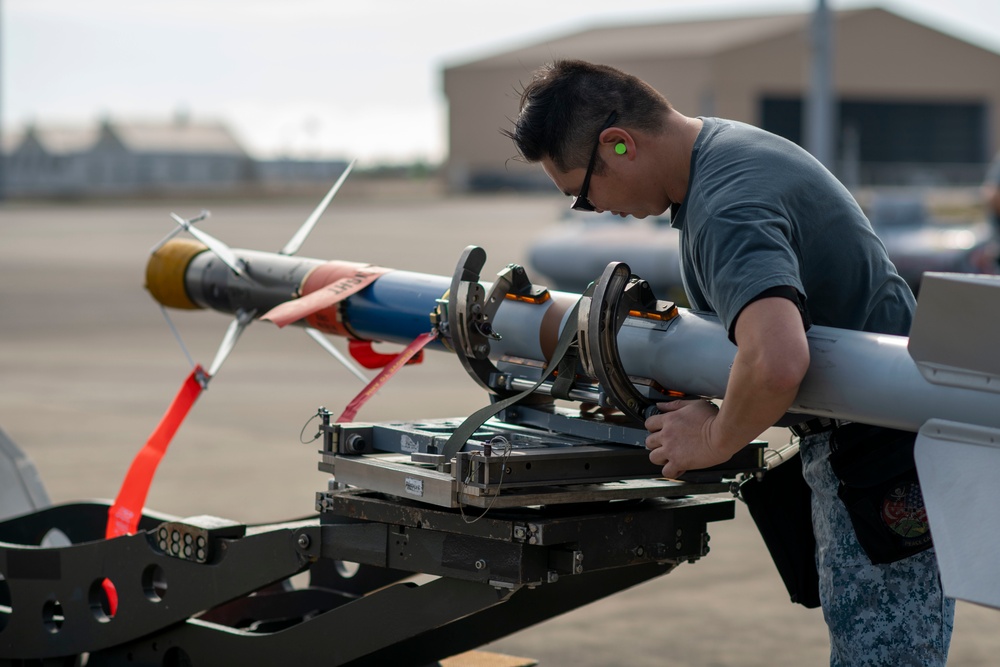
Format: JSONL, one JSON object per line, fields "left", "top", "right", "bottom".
{"left": 570, "top": 111, "right": 619, "bottom": 211}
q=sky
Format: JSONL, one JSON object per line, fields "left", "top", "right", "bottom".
{"left": 3, "top": 0, "right": 1000, "bottom": 166}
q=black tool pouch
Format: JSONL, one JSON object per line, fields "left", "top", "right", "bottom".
{"left": 829, "top": 423, "right": 932, "bottom": 564}
{"left": 740, "top": 453, "right": 820, "bottom": 608}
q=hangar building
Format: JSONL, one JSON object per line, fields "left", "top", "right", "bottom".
{"left": 443, "top": 6, "right": 1000, "bottom": 191}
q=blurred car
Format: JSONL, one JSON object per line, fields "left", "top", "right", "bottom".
{"left": 527, "top": 211, "right": 687, "bottom": 301}
{"left": 865, "top": 194, "right": 998, "bottom": 292}
{"left": 528, "top": 195, "right": 998, "bottom": 301}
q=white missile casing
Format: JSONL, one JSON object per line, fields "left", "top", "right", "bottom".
{"left": 490, "top": 273, "right": 1000, "bottom": 432}
{"left": 492, "top": 271, "right": 1000, "bottom": 609}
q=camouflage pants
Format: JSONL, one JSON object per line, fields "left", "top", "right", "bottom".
{"left": 799, "top": 432, "right": 955, "bottom": 667}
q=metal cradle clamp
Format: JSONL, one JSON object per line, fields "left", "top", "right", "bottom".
{"left": 579, "top": 261, "right": 678, "bottom": 425}
{"left": 443, "top": 245, "right": 549, "bottom": 394}
{"left": 444, "top": 246, "right": 501, "bottom": 394}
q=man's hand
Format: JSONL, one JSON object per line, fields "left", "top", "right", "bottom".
{"left": 644, "top": 399, "right": 724, "bottom": 479}
{"left": 644, "top": 296, "right": 810, "bottom": 480}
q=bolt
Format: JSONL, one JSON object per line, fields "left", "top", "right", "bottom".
{"left": 297, "top": 534, "right": 311, "bottom": 549}
{"left": 345, "top": 433, "right": 367, "bottom": 453}
{"left": 475, "top": 559, "right": 487, "bottom": 570}
{"left": 634, "top": 545, "right": 645, "bottom": 557}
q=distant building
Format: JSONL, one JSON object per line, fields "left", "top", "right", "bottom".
{"left": 5, "top": 115, "right": 255, "bottom": 197}
{"left": 443, "top": 6, "right": 1000, "bottom": 191}
{"left": 254, "top": 158, "right": 352, "bottom": 187}
{"left": 2, "top": 115, "right": 349, "bottom": 198}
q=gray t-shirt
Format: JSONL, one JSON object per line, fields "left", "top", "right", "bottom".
{"left": 670, "top": 117, "right": 915, "bottom": 337}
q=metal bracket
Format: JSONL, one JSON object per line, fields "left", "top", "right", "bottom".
{"left": 446, "top": 246, "right": 504, "bottom": 393}
{"left": 445, "top": 246, "right": 549, "bottom": 396}
{"left": 579, "top": 261, "right": 677, "bottom": 425}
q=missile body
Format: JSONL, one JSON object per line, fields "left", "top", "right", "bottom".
{"left": 147, "top": 239, "right": 453, "bottom": 350}
{"left": 147, "top": 239, "right": 1000, "bottom": 433}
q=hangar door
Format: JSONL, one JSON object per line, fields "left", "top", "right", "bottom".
{"left": 760, "top": 97, "right": 989, "bottom": 185}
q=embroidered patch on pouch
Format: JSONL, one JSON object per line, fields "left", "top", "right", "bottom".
{"left": 882, "top": 481, "right": 931, "bottom": 545}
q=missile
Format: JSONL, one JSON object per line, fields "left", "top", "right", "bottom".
{"left": 146, "top": 237, "right": 1000, "bottom": 610}
{"left": 146, "top": 238, "right": 1000, "bottom": 432}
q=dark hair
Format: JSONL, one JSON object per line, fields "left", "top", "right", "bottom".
{"left": 502, "top": 60, "right": 670, "bottom": 173}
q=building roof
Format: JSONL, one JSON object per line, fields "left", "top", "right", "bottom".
{"left": 5, "top": 117, "right": 248, "bottom": 157}
{"left": 16, "top": 125, "right": 103, "bottom": 155}
{"left": 112, "top": 120, "right": 247, "bottom": 156}
{"left": 445, "top": 4, "right": 1000, "bottom": 72}
{"left": 448, "top": 11, "right": 818, "bottom": 70}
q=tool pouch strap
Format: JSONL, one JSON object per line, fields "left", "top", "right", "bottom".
{"left": 740, "top": 452, "right": 821, "bottom": 608}
{"left": 829, "top": 423, "right": 932, "bottom": 564}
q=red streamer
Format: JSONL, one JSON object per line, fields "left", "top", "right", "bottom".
{"left": 103, "top": 365, "right": 206, "bottom": 615}
{"left": 337, "top": 331, "right": 438, "bottom": 423}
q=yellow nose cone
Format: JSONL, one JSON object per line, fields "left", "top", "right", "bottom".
{"left": 145, "top": 238, "right": 208, "bottom": 310}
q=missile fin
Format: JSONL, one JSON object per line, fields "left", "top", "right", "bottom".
{"left": 279, "top": 159, "right": 356, "bottom": 257}
{"left": 908, "top": 272, "right": 1000, "bottom": 393}
{"left": 150, "top": 210, "right": 210, "bottom": 254}
{"left": 0, "top": 427, "right": 51, "bottom": 521}
{"left": 304, "top": 328, "right": 370, "bottom": 383}
{"left": 914, "top": 419, "right": 1000, "bottom": 609}
{"left": 207, "top": 308, "right": 256, "bottom": 377}
{"left": 170, "top": 212, "right": 247, "bottom": 279}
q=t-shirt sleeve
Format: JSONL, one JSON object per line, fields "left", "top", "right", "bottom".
{"left": 689, "top": 204, "right": 805, "bottom": 333}
{"left": 727, "top": 285, "right": 811, "bottom": 344}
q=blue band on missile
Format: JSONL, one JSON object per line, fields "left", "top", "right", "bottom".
{"left": 343, "top": 271, "right": 451, "bottom": 348}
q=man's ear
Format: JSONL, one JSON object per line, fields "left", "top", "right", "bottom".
{"left": 601, "top": 128, "right": 636, "bottom": 160}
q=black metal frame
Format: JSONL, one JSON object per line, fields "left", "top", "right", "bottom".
{"left": 0, "top": 485, "right": 732, "bottom": 666}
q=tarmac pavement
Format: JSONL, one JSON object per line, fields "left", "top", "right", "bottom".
{"left": 1, "top": 188, "right": 997, "bottom": 665}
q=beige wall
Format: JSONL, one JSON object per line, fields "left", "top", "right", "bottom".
{"left": 444, "top": 65, "right": 534, "bottom": 189}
